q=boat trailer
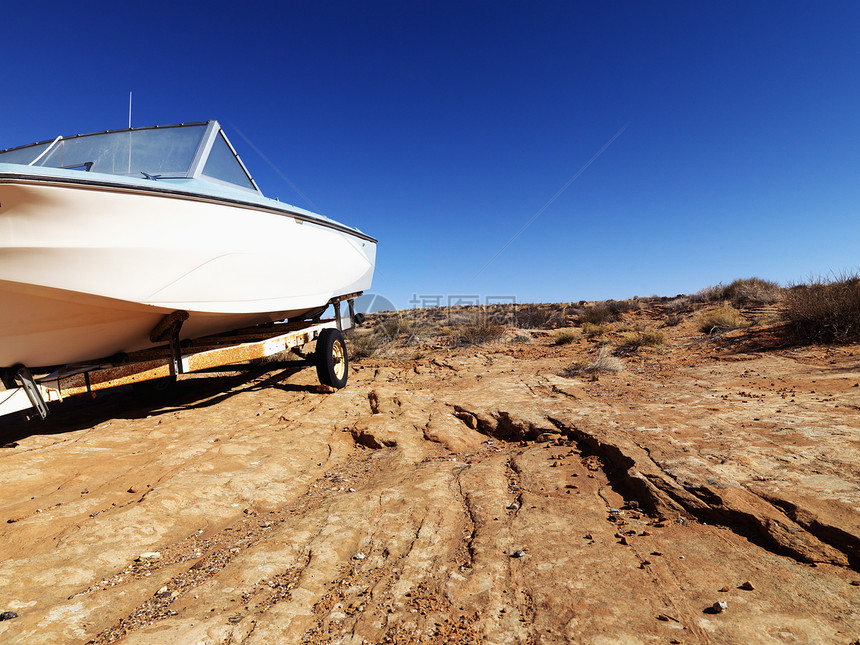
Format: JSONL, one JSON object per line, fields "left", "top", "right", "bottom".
{"left": 0, "top": 293, "right": 363, "bottom": 421}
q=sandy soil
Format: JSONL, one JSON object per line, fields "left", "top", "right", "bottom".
{"left": 1, "top": 303, "right": 859, "bottom": 644}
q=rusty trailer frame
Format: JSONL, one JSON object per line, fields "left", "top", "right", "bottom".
{"left": 0, "top": 293, "right": 361, "bottom": 421}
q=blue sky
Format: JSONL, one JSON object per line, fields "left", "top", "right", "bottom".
{"left": 3, "top": 2, "right": 859, "bottom": 309}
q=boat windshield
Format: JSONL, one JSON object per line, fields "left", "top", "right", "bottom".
{"left": 0, "top": 121, "right": 259, "bottom": 192}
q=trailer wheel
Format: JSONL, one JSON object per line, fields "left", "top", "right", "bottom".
{"left": 316, "top": 328, "right": 348, "bottom": 389}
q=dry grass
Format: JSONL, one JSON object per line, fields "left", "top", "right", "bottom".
{"left": 514, "top": 304, "right": 561, "bottom": 329}
{"left": 698, "top": 305, "right": 752, "bottom": 334}
{"left": 578, "top": 303, "right": 614, "bottom": 325}
{"left": 581, "top": 322, "right": 610, "bottom": 338}
{"left": 782, "top": 272, "right": 860, "bottom": 343}
{"left": 561, "top": 347, "right": 623, "bottom": 377}
{"left": 348, "top": 330, "right": 391, "bottom": 359}
{"left": 694, "top": 277, "right": 783, "bottom": 308}
{"left": 552, "top": 328, "right": 580, "bottom": 345}
{"left": 722, "top": 278, "right": 784, "bottom": 307}
{"left": 618, "top": 328, "right": 665, "bottom": 349}
{"left": 456, "top": 316, "right": 507, "bottom": 346}
{"left": 348, "top": 312, "right": 425, "bottom": 359}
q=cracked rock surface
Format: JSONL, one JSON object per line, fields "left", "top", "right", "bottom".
{"left": 1, "top": 305, "right": 860, "bottom": 644}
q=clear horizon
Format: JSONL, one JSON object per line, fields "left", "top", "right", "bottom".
{"left": 3, "top": 2, "right": 858, "bottom": 309}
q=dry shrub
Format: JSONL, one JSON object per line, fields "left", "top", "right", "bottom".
{"left": 515, "top": 304, "right": 560, "bottom": 329}
{"left": 693, "top": 278, "right": 783, "bottom": 307}
{"left": 561, "top": 347, "right": 623, "bottom": 377}
{"left": 457, "top": 317, "right": 506, "bottom": 346}
{"left": 664, "top": 297, "right": 692, "bottom": 313}
{"left": 722, "top": 278, "right": 783, "bottom": 307}
{"left": 698, "top": 305, "right": 752, "bottom": 334}
{"left": 349, "top": 330, "right": 390, "bottom": 359}
{"left": 782, "top": 273, "right": 860, "bottom": 343}
{"left": 618, "top": 329, "right": 664, "bottom": 349}
{"left": 579, "top": 303, "right": 614, "bottom": 324}
{"left": 349, "top": 312, "right": 422, "bottom": 359}
{"left": 608, "top": 299, "right": 642, "bottom": 314}
{"left": 662, "top": 313, "right": 684, "bottom": 328}
{"left": 552, "top": 328, "right": 580, "bottom": 345}
{"left": 581, "top": 322, "right": 609, "bottom": 338}
{"left": 376, "top": 315, "right": 417, "bottom": 340}
{"left": 692, "top": 284, "right": 724, "bottom": 303}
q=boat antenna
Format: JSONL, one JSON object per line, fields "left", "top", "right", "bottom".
{"left": 128, "top": 91, "right": 133, "bottom": 174}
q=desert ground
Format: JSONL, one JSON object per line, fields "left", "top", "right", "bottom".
{"left": 1, "top": 295, "right": 859, "bottom": 644}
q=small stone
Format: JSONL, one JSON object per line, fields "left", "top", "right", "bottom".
{"left": 511, "top": 550, "right": 526, "bottom": 558}
{"left": 739, "top": 581, "right": 755, "bottom": 591}
{"left": 137, "top": 551, "right": 161, "bottom": 562}
{"left": 354, "top": 552, "right": 366, "bottom": 560}
{"left": 0, "top": 611, "right": 18, "bottom": 621}
{"left": 348, "top": 488, "right": 356, "bottom": 493}
{"left": 719, "top": 586, "right": 730, "bottom": 592}
{"left": 711, "top": 600, "right": 728, "bottom": 613}
{"left": 507, "top": 503, "right": 519, "bottom": 510}
{"left": 850, "top": 580, "right": 860, "bottom": 586}
{"left": 157, "top": 586, "right": 169, "bottom": 595}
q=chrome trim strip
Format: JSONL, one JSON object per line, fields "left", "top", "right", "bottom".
{"left": 0, "top": 172, "right": 378, "bottom": 244}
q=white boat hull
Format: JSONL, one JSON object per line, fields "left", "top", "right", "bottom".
{"left": 0, "top": 178, "right": 376, "bottom": 368}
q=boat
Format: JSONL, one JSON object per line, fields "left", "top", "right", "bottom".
{"left": 0, "top": 120, "right": 376, "bottom": 370}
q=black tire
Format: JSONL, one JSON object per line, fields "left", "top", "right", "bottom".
{"left": 315, "top": 328, "right": 348, "bottom": 389}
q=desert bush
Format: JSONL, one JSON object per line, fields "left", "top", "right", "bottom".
{"left": 618, "top": 329, "right": 664, "bottom": 349}
{"left": 457, "top": 317, "right": 506, "bottom": 346}
{"left": 552, "top": 328, "right": 580, "bottom": 345}
{"left": 698, "top": 305, "right": 752, "bottom": 334}
{"left": 578, "top": 303, "right": 614, "bottom": 324}
{"left": 349, "top": 330, "right": 390, "bottom": 359}
{"left": 693, "top": 278, "right": 783, "bottom": 307}
{"left": 581, "top": 322, "right": 610, "bottom": 338}
{"left": 607, "top": 299, "right": 641, "bottom": 315}
{"left": 722, "top": 277, "right": 783, "bottom": 307}
{"left": 781, "top": 273, "right": 860, "bottom": 343}
{"left": 662, "top": 314, "right": 684, "bottom": 328}
{"left": 514, "top": 304, "right": 560, "bottom": 329}
{"left": 692, "top": 284, "right": 724, "bottom": 303}
{"left": 511, "top": 332, "right": 532, "bottom": 344}
{"left": 561, "top": 347, "right": 623, "bottom": 377}
{"left": 376, "top": 315, "right": 416, "bottom": 340}
{"left": 664, "top": 297, "right": 692, "bottom": 313}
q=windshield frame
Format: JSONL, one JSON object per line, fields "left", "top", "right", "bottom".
{"left": 0, "top": 120, "right": 261, "bottom": 194}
